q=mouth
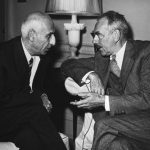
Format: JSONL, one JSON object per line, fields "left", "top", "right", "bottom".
{"left": 94, "top": 44, "right": 102, "bottom": 52}
{"left": 42, "top": 48, "right": 49, "bottom": 54}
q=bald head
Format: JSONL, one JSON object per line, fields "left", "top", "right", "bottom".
{"left": 21, "top": 11, "right": 56, "bottom": 56}
{"left": 21, "top": 12, "right": 54, "bottom": 39}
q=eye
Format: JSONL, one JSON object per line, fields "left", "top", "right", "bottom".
{"left": 90, "top": 31, "right": 104, "bottom": 39}
{"left": 46, "top": 32, "right": 54, "bottom": 40}
{"left": 90, "top": 32, "right": 95, "bottom": 38}
{"left": 98, "top": 33, "right": 104, "bottom": 39}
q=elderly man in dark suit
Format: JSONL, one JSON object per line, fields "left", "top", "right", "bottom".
{"left": 0, "top": 11, "right": 66, "bottom": 150}
{"left": 61, "top": 11, "right": 150, "bottom": 150}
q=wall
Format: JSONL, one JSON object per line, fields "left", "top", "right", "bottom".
{"left": 103, "top": 0, "right": 150, "bottom": 41}
{"left": 6, "top": 0, "right": 47, "bottom": 39}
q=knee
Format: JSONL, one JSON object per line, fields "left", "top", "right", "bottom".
{"left": 109, "top": 136, "right": 131, "bottom": 150}
{"left": 94, "top": 118, "right": 112, "bottom": 132}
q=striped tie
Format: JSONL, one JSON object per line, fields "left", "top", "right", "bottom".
{"left": 29, "top": 57, "right": 33, "bottom": 77}
{"left": 110, "top": 55, "right": 121, "bottom": 77}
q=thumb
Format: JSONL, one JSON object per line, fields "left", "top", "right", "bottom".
{"left": 77, "top": 92, "right": 90, "bottom": 98}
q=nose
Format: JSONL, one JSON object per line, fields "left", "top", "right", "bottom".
{"left": 93, "top": 35, "right": 99, "bottom": 44}
{"left": 49, "top": 34, "right": 56, "bottom": 46}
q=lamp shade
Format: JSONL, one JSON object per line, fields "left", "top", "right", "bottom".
{"left": 45, "top": 0, "right": 101, "bottom": 15}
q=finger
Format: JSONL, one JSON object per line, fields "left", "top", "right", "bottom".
{"left": 76, "top": 99, "right": 88, "bottom": 105}
{"left": 70, "top": 101, "right": 77, "bottom": 105}
{"left": 70, "top": 101, "right": 88, "bottom": 109}
{"left": 77, "top": 92, "right": 90, "bottom": 98}
{"left": 95, "top": 88, "right": 101, "bottom": 94}
{"left": 77, "top": 104, "right": 89, "bottom": 108}
{"left": 91, "top": 86, "right": 100, "bottom": 94}
{"left": 70, "top": 99, "right": 86, "bottom": 105}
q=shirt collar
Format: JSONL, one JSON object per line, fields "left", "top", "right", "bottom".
{"left": 116, "top": 41, "right": 127, "bottom": 61}
{"left": 21, "top": 38, "right": 32, "bottom": 63}
{"left": 110, "top": 41, "right": 127, "bottom": 69}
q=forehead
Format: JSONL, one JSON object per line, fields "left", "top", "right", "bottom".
{"left": 40, "top": 18, "right": 55, "bottom": 34}
{"left": 94, "top": 18, "right": 109, "bottom": 33}
{"left": 47, "top": 19, "right": 55, "bottom": 32}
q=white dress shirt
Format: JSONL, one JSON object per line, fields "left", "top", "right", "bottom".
{"left": 21, "top": 39, "right": 40, "bottom": 90}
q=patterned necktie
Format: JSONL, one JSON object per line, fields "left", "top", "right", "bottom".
{"left": 29, "top": 57, "right": 33, "bottom": 77}
{"left": 110, "top": 55, "right": 121, "bottom": 77}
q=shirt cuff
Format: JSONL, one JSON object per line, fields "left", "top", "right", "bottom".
{"left": 105, "top": 95, "right": 110, "bottom": 111}
{"left": 81, "top": 71, "right": 94, "bottom": 84}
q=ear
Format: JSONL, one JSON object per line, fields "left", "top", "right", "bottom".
{"left": 28, "top": 29, "right": 36, "bottom": 42}
{"left": 113, "top": 29, "right": 120, "bottom": 43}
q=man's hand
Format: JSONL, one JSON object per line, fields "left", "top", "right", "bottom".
{"left": 70, "top": 92, "right": 105, "bottom": 110}
{"left": 41, "top": 93, "right": 53, "bottom": 113}
{"left": 88, "top": 72, "right": 104, "bottom": 95}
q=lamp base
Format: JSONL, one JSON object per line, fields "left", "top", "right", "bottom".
{"left": 64, "top": 23, "right": 85, "bottom": 57}
{"left": 69, "top": 46, "right": 78, "bottom": 57}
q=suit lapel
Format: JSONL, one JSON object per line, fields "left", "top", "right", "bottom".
{"left": 95, "top": 51, "right": 110, "bottom": 88}
{"left": 121, "top": 41, "right": 135, "bottom": 89}
{"left": 13, "top": 37, "right": 29, "bottom": 81}
{"left": 32, "top": 55, "right": 48, "bottom": 89}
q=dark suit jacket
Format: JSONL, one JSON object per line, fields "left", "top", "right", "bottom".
{"left": 0, "top": 36, "right": 52, "bottom": 133}
{"left": 61, "top": 40, "right": 150, "bottom": 116}
{"left": 0, "top": 36, "right": 67, "bottom": 150}
{"left": 61, "top": 40, "right": 150, "bottom": 147}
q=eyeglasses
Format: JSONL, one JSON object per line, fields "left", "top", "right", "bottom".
{"left": 91, "top": 31, "right": 105, "bottom": 40}
{"left": 46, "top": 32, "right": 55, "bottom": 40}
{"left": 91, "top": 28, "right": 119, "bottom": 40}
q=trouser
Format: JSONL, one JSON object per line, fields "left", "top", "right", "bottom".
{"left": 0, "top": 105, "right": 67, "bottom": 150}
{"left": 92, "top": 111, "right": 150, "bottom": 150}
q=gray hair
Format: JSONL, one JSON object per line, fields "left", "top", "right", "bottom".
{"left": 21, "top": 12, "right": 53, "bottom": 38}
{"left": 98, "top": 11, "right": 129, "bottom": 40}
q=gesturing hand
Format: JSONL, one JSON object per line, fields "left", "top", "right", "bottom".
{"left": 88, "top": 72, "right": 104, "bottom": 95}
{"left": 70, "top": 92, "right": 105, "bottom": 110}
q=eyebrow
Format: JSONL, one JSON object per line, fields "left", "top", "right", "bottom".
{"left": 46, "top": 32, "right": 54, "bottom": 38}
{"left": 91, "top": 31, "right": 103, "bottom": 36}
{"left": 48, "top": 32, "right": 54, "bottom": 35}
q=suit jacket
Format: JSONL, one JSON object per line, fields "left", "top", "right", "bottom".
{"left": 0, "top": 36, "right": 52, "bottom": 136}
{"left": 62, "top": 39, "right": 150, "bottom": 149}
{"left": 61, "top": 39, "right": 150, "bottom": 119}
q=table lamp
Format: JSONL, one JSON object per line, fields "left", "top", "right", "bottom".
{"left": 45, "top": 0, "right": 102, "bottom": 57}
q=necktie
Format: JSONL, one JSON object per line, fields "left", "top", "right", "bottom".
{"left": 110, "top": 55, "right": 121, "bottom": 77}
{"left": 29, "top": 57, "right": 33, "bottom": 77}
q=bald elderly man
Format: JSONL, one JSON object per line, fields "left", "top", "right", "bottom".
{"left": 0, "top": 11, "right": 66, "bottom": 150}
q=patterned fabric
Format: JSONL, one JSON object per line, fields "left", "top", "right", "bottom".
{"left": 28, "top": 57, "right": 33, "bottom": 77}
{"left": 110, "top": 55, "right": 121, "bottom": 77}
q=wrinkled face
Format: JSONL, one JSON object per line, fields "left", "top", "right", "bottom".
{"left": 31, "top": 20, "right": 56, "bottom": 56}
{"left": 91, "top": 18, "right": 116, "bottom": 56}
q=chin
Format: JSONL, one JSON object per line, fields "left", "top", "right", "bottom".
{"left": 42, "top": 52, "right": 47, "bottom": 55}
{"left": 101, "top": 52, "right": 106, "bottom": 56}
{"left": 42, "top": 49, "right": 49, "bottom": 55}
